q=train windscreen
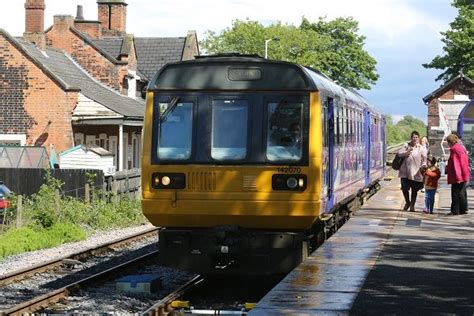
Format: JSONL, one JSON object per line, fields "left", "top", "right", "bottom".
{"left": 266, "top": 102, "right": 303, "bottom": 161}
{"left": 157, "top": 99, "right": 193, "bottom": 160}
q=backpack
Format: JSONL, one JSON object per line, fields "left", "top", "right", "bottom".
{"left": 391, "top": 154, "right": 405, "bottom": 170}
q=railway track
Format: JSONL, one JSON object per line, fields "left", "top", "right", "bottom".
{"left": 3, "top": 251, "right": 159, "bottom": 315}
{"left": 0, "top": 227, "right": 160, "bottom": 315}
{"left": 0, "top": 227, "right": 159, "bottom": 286}
{"left": 141, "top": 275, "right": 204, "bottom": 316}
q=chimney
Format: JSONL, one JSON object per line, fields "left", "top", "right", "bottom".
{"left": 97, "top": 0, "right": 127, "bottom": 36}
{"left": 24, "top": 0, "right": 46, "bottom": 48}
{"left": 76, "top": 5, "right": 84, "bottom": 20}
{"left": 74, "top": 5, "right": 102, "bottom": 39}
{"left": 53, "top": 15, "right": 75, "bottom": 32}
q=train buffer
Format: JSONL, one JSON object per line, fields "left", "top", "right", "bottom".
{"left": 250, "top": 174, "right": 474, "bottom": 315}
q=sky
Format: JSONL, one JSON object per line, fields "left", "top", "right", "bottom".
{"left": 0, "top": 0, "right": 459, "bottom": 124}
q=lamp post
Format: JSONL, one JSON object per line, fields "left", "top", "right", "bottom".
{"left": 264, "top": 37, "right": 280, "bottom": 59}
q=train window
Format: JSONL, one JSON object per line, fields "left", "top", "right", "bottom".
{"left": 157, "top": 101, "right": 193, "bottom": 160}
{"left": 322, "top": 100, "right": 328, "bottom": 147}
{"left": 266, "top": 101, "right": 303, "bottom": 161}
{"left": 211, "top": 99, "right": 248, "bottom": 160}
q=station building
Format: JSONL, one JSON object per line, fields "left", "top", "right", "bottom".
{"left": 423, "top": 73, "right": 473, "bottom": 157}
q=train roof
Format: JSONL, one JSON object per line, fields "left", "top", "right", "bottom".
{"left": 148, "top": 54, "right": 378, "bottom": 112}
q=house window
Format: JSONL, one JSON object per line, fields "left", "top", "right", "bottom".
{"left": 0, "top": 134, "right": 26, "bottom": 146}
{"left": 74, "top": 133, "right": 84, "bottom": 145}
{"left": 86, "top": 135, "right": 96, "bottom": 146}
{"left": 98, "top": 133, "right": 108, "bottom": 149}
{"left": 132, "top": 133, "right": 141, "bottom": 168}
{"left": 109, "top": 136, "right": 118, "bottom": 170}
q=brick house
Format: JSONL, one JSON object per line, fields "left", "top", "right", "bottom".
{"left": 423, "top": 73, "right": 474, "bottom": 157}
{"left": 0, "top": 0, "right": 199, "bottom": 171}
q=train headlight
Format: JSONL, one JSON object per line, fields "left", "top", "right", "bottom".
{"left": 298, "top": 178, "right": 305, "bottom": 188}
{"left": 272, "top": 174, "right": 307, "bottom": 191}
{"left": 162, "top": 176, "right": 171, "bottom": 186}
{"left": 286, "top": 177, "right": 298, "bottom": 189}
{"left": 151, "top": 173, "right": 186, "bottom": 189}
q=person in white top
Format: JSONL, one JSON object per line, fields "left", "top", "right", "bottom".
{"left": 397, "top": 131, "right": 428, "bottom": 212}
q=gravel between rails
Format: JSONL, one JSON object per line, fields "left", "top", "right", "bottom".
{"left": 0, "top": 223, "right": 156, "bottom": 277}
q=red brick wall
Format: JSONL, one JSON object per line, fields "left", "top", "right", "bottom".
{"left": 25, "top": 9, "right": 44, "bottom": 33}
{"left": 0, "top": 36, "right": 77, "bottom": 153}
{"left": 74, "top": 21, "right": 102, "bottom": 40}
{"left": 97, "top": 5, "right": 110, "bottom": 31}
{"left": 25, "top": 0, "right": 45, "bottom": 33}
{"left": 427, "top": 99, "right": 440, "bottom": 128}
{"left": 439, "top": 90, "right": 454, "bottom": 99}
{"left": 46, "top": 18, "right": 128, "bottom": 92}
{"left": 98, "top": 3, "right": 127, "bottom": 36}
{"left": 110, "top": 4, "right": 126, "bottom": 34}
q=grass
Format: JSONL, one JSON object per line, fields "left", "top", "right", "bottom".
{"left": 0, "top": 223, "right": 87, "bottom": 260}
{"left": 0, "top": 171, "right": 148, "bottom": 260}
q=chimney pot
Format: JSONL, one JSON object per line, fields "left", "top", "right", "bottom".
{"left": 76, "top": 5, "right": 84, "bottom": 20}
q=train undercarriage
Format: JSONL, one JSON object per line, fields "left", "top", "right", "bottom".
{"left": 158, "top": 180, "right": 381, "bottom": 276}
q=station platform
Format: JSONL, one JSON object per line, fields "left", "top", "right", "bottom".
{"left": 250, "top": 172, "right": 474, "bottom": 315}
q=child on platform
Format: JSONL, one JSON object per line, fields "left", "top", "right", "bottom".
{"left": 420, "top": 155, "right": 441, "bottom": 214}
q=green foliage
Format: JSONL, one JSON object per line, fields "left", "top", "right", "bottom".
{"left": 201, "top": 17, "right": 379, "bottom": 90}
{"left": 60, "top": 196, "right": 144, "bottom": 230}
{"left": 386, "top": 115, "right": 427, "bottom": 145}
{"left": 26, "top": 172, "right": 64, "bottom": 228}
{"left": 0, "top": 223, "right": 86, "bottom": 259}
{"left": 422, "top": 0, "right": 474, "bottom": 81}
{"left": 0, "top": 171, "right": 147, "bottom": 259}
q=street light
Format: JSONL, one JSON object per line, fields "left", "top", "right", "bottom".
{"left": 264, "top": 37, "right": 280, "bottom": 59}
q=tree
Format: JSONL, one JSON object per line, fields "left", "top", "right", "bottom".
{"left": 422, "top": 0, "right": 474, "bottom": 82}
{"left": 299, "top": 17, "right": 379, "bottom": 89}
{"left": 385, "top": 115, "right": 427, "bottom": 146}
{"left": 201, "top": 17, "right": 379, "bottom": 90}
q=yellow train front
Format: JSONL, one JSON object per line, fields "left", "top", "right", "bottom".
{"left": 142, "top": 55, "right": 385, "bottom": 275}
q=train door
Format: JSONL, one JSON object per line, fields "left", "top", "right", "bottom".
{"left": 326, "top": 97, "right": 335, "bottom": 211}
{"left": 381, "top": 116, "right": 386, "bottom": 176}
{"left": 364, "top": 109, "right": 371, "bottom": 186}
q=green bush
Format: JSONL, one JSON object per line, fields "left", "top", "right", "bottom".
{"left": 0, "top": 223, "right": 86, "bottom": 259}
{"left": 0, "top": 170, "right": 148, "bottom": 260}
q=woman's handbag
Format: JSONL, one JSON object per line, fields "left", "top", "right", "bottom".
{"left": 391, "top": 154, "right": 405, "bottom": 170}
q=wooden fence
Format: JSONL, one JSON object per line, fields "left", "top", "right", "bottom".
{"left": 106, "top": 169, "right": 141, "bottom": 198}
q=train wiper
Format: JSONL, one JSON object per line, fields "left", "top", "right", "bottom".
{"left": 160, "top": 97, "right": 180, "bottom": 123}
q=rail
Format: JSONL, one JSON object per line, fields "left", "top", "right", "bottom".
{"left": 0, "top": 227, "right": 158, "bottom": 287}
{"left": 3, "top": 250, "right": 159, "bottom": 315}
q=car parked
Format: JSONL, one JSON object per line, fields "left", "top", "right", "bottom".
{"left": 0, "top": 181, "right": 12, "bottom": 214}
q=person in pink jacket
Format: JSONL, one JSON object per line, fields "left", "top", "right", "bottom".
{"left": 446, "top": 133, "right": 470, "bottom": 215}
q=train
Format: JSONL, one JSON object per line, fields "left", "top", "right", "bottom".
{"left": 141, "top": 54, "right": 386, "bottom": 275}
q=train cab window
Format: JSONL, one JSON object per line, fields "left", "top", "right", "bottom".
{"left": 157, "top": 100, "right": 193, "bottom": 160}
{"left": 266, "top": 102, "right": 303, "bottom": 161}
{"left": 211, "top": 99, "right": 248, "bottom": 160}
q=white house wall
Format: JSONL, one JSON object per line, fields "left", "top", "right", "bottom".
{"left": 60, "top": 149, "right": 115, "bottom": 175}
{"left": 73, "top": 94, "right": 123, "bottom": 119}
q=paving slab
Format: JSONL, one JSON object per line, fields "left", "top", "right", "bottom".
{"left": 250, "top": 173, "right": 474, "bottom": 315}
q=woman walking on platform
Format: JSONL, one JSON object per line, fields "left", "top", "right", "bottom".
{"left": 398, "top": 131, "right": 428, "bottom": 212}
{"left": 446, "top": 133, "right": 470, "bottom": 215}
